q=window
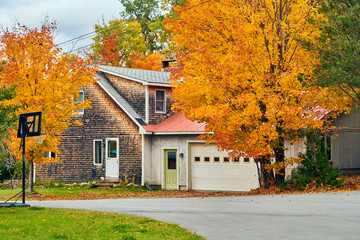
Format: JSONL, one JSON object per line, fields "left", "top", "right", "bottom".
{"left": 233, "top": 157, "right": 240, "bottom": 163}
{"left": 76, "top": 90, "right": 84, "bottom": 114}
{"left": 204, "top": 157, "right": 210, "bottom": 162}
{"left": 194, "top": 156, "right": 200, "bottom": 162}
{"left": 214, "top": 157, "right": 220, "bottom": 162}
{"left": 94, "top": 140, "right": 102, "bottom": 165}
{"left": 167, "top": 151, "right": 177, "bottom": 170}
{"left": 107, "top": 140, "right": 117, "bottom": 158}
{"left": 244, "top": 157, "right": 250, "bottom": 163}
{"left": 224, "top": 157, "right": 230, "bottom": 162}
{"left": 46, "top": 151, "right": 57, "bottom": 158}
{"left": 155, "top": 90, "right": 166, "bottom": 113}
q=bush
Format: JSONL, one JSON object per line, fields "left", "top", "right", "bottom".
{"left": 34, "top": 180, "right": 66, "bottom": 188}
{"left": 281, "top": 132, "right": 344, "bottom": 191}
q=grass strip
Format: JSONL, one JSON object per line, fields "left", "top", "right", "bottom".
{"left": 0, "top": 207, "right": 203, "bottom": 240}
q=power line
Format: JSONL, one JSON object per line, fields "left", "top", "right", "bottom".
{"left": 57, "top": 0, "right": 212, "bottom": 53}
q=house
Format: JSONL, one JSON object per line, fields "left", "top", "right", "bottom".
{"left": 34, "top": 64, "right": 358, "bottom": 191}
{"left": 330, "top": 111, "right": 360, "bottom": 173}
{"left": 35, "top": 65, "right": 173, "bottom": 184}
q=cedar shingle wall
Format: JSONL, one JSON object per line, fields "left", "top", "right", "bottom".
{"left": 105, "top": 73, "right": 146, "bottom": 120}
{"left": 35, "top": 82, "right": 142, "bottom": 184}
{"left": 148, "top": 86, "right": 174, "bottom": 124}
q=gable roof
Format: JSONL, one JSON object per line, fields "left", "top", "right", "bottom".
{"left": 96, "top": 72, "right": 147, "bottom": 129}
{"left": 98, "top": 65, "right": 171, "bottom": 86}
{"left": 143, "top": 112, "right": 206, "bottom": 134}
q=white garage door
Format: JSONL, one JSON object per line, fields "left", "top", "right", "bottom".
{"left": 190, "top": 143, "right": 259, "bottom": 192}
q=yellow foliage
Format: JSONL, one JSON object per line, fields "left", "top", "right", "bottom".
{"left": 0, "top": 21, "right": 97, "bottom": 165}
{"left": 166, "top": 0, "right": 351, "bottom": 163}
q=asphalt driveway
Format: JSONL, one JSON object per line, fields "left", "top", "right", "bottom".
{"left": 30, "top": 191, "right": 360, "bottom": 240}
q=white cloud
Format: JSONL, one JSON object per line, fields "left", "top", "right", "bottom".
{"left": 0, "top": 0, "right": 124, "bottom": 51}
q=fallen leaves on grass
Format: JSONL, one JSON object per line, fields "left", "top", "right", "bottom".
{"left": 23, "top": 174, "right": 360, "bottom": 201}
{"left": 247, "top": 174, "right": 360, "bottom": 196}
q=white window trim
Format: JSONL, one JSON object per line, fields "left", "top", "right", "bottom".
{"left": 155, "top": 89, "right": 166, "bottom": 113}
{"left": 93, "top": 139, "right": 103, "bottom": 165}
{"left": 77, "top": 90, "right": 84, "bottom": 115}
{"left": 46, "top": 151, "right": 57, "bottom": 158}
{"left": 106, "top": 138, "right": 119, "bottom": 159}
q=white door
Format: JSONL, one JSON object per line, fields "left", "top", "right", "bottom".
{"left": 190, "top": 143, "right": 259, "bottom": 192}
{"left": 105, "top": 138, "right": 119, "bottom": 179}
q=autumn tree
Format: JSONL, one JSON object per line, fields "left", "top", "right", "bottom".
{"left": 130, "top": 51, "right": 165, "bottom": 71}
{"left": 167, "top": 0, "right": 350, "bottom": 187}
{"left": 313, "top": 0, "right": 360, "bottom": 107}
{"left": 119, "top": 0, "right": 168, "bottom": 53}
{"left": 91, "top": 19, "right": 147, "bottom": 67}
{"left": 91, "top": 0, "right": 182, "bottom": 69}
{"left": 0, "top": 21, "right": 97, "bottom": 191}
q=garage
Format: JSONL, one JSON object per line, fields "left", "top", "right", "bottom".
{"left": 189, "top": 142, "right": 259, "bottom": 192}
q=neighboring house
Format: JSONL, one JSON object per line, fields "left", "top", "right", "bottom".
{"left": 34, "top": 64, "right": 359, "bottom": 191}
{"left": 331, "top": 111, "right": 360, "bottom": 173}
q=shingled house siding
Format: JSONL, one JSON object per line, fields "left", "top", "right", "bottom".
{"left": 35, "top": 83, "right": 142, "bottom": 184}
{"left": 104, "top": 73, "right": 146, "bottom": 120}
{"left": 148, "top": 86, "right": 173, "bottom": 124}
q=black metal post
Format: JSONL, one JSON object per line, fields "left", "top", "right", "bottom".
{"left": 22, "top": 133, "right": 26, "bottom": 204}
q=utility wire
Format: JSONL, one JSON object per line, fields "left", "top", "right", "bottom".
{"left": 3, "top": 0, "right": 212, "bottom": 63}
{"left": 57, "top": 0, "right": 212, "bottom": 53}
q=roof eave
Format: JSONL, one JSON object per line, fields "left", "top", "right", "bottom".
{"left": 143, "top": 131, "right": 210, "bottom": 135}
{"left": 99, "top": 68, "right": 147, "bottom": 84}
{"left": 96, "top": 80, "right": 147, "bottom": 133}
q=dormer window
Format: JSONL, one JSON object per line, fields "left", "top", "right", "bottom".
{"left": 155, "top": 90, "right": 166, "bottom": 113}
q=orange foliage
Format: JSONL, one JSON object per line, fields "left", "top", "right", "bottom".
{"left": 99, "top": 31, "right": 122, "bottom": 66}
{"left": 129, "top": 51, "right": 165, "bottom": 71}
{"left": 166, "top": 0, "right": 351, "bottom": 168}
{"left": 0, "top": 21, "right": 97, "bottom": 165}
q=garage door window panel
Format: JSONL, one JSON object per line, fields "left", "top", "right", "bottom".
{"left": 214, "top": 157, "right": 220, "bottom": 163}
{"left": 244, "top": 157, "right": 250, "bottom": 163}
{"left": 224, "top": 157, "right": 230, "bottom": 163}
{"left": 233, "top": 157, "right": 240, "bottom": 163}
{"left": 204, "top": 157, "right": 210, "bottom": 162}
{"left": 194, "top": 156, "right": 201, "bottom": 162}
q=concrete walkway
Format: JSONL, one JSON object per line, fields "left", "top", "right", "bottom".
{"left": 30, "top": 191, "right": 360, "bottom": 240}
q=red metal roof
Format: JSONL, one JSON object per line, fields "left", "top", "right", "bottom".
{"left": 144, "top": 113, "right": 206, "bottom": 133}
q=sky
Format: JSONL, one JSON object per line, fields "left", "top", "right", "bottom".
{"left": 0, "top": 0, "right": 124, "bottom": 53}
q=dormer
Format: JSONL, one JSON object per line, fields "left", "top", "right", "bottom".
{"left": 97, "top": 65, "right": 174, "bottom": 125}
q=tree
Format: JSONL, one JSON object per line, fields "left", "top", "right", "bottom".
{"left": 119, "top": 0, "right": 166, "bottom": 53}
{"left": 313, "top": 0, "right": 360, "bottom": 107}
{"left": 0, "top": 82, "right": 18, "bottom": 189}
{"left": 130, "top": 51, "right": 165, "bottom": 71}
{"left": 0, "top": 21, "right": 97, "bottom": 192}
{"left": 91, "top": 19, "right": 147, "bottom": 67}
{"left": 166, "top": 0, "right": 350, "bottom": 187}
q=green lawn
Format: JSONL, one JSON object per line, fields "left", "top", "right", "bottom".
{"left": 0, "top": 184, "right": 172, "bottom": 201}
{"left": 0, "top": 207, "right": 203, "bottom": 240}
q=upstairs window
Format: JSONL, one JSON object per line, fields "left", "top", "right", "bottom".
{"left": 76, "top": 90, "right": 84, "bottom": 114}
{"left": 155, "top": 90, "right": 166, "bottom": 113}
{"left": 46, "top": 151, "right": 57, "bottom": 158}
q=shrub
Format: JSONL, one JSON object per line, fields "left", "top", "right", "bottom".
{"left": 34, "top": 180, "right": 66, "bottom": 188}
{"left": 281, "top": 132, "right": 344, "bottom": 191}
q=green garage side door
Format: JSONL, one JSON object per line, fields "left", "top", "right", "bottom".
{"left": 165, "top": 150, "right": 177, "bottom": 190}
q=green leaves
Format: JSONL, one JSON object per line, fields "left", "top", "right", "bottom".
{"left": 314, "top": 0, "right": 360, "bottom": 106}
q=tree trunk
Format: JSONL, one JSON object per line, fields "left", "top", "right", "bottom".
{"left": 274, "top": 126, "right": 285, "bottom": 185}
{"left": 8, "top": 166, "right": 13, "bottom": 190}
{"left": 256, "top": 156, "right": 275, "bottom": 189}
{"left": 28, "top": 160, "right": 34, "bottom": 193}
